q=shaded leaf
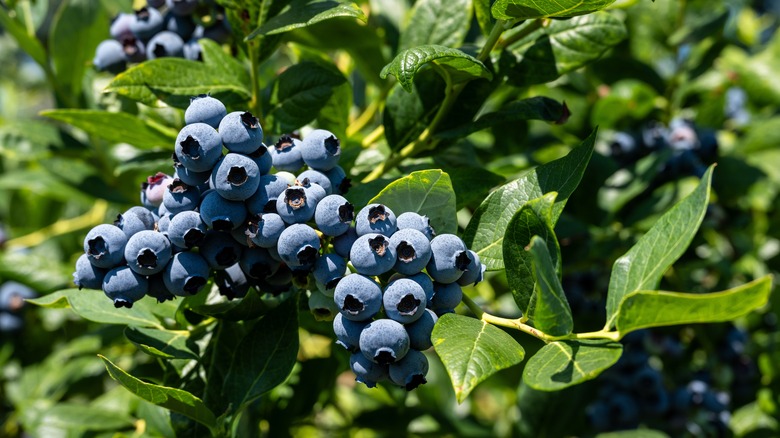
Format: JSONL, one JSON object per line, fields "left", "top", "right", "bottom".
{"left": 523, "top": 339, "right": 623, "bottom": 391}
{"left": 0, "top": 7, "right": 48, "bottom": 68}
{"left": 399, "top": 0, "right": 472, "bottom": 50}
{"left": 615, "top": 276, "right": 773, "bottom": 335}
{"left": 527, "top": 235, "right": 572, "bottom": 336}
{"left": 382, "top": 71, "right": 444, "bottom": 150}
{"left": 124, "top": 327, "right": 199, "bottom": 360}
{"left": 248, "top": 0, "right": 366, "bottom": 38}
{"left": 188, "top": 289, "right": 277, "bottom": 321}
{"left": 200, "top": 39, "right": 249, "bottom": 84}
{"left": 381, "top": 44, "right": 492, "bottom": 92}
{"left": 492, "top": 0, "right": 617, "bottom": 20}
{"left": 37, "top": 403, "right": 134, "bottom": 432}
{"left": 42, "top": 109, "right": 175, "bottom": 150}
{"left": 39, "top": 289, "right": 164, "bottom": 328}
{"left": 446, "top": 166, "right": 505, "bottom": 210}
{"left": 432, "top": 313, "right": 525, "bottom": 403}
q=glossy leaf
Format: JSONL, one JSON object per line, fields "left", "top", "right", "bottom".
{"left": 247, "top": 0, "right": 366, "bottom": 38}
{"left": 605, "top": 165, "right": 714, "bottom": 329}
{"left": 35, "top": 289, "right": 164, "bottom": 328}
{"left": 523, "top": 340, "right": 623, "bottom": 391}
{"left": 381, "top": 45, "right": 492, "bottom": 93}
{"left": 124, "top": 327, "right": 199, "bottom": 360}
{"left": 474, "top": 0, "right": 493, "bottom": 36}
{"left": 492, "top": 0, "right": 617, "bottom": 19}
{"left": 500, "top": 12, "right": 627, "bottom": 86}
{"left": 26, "top": 290, "right": 71, "bottom": 309}
{"left": 464, "top": 129, "right": 596, "bottom": 270}
{"left": 106, "top": 59, "right": 251, "bottom": 108}
{"left": 99, "top": 355, "right": 217, "bottom": 430}
{"left": 398, "top": 0, "right": 472, "bottom": 50}
{"left": 527, "top": 235, "right": 572, "bottom": 336}
{"left": 446, "top": 166, "right": 505, "bottom": 210}
{"left": 188, "top": 289, "right": 278, "bottom": 321}
{"left": 503, "top": 194, "right": 560, "bottom": 315}
{"left": 41, "top": 109, "right": 175, "bottom": 150}
{"left": 200, "top": 39, "right": 249, "bottom": 84}
{"left": 432, "top": 313, "right": 525, "bottom": 403}
{"left": 369, "top": 169, "right": 457, "bottom": 235}
{"left": 382, "top": 71, "right": 444, "bottom": 150}
{"left": 615, "top": 276, "right": 773, "bottom": 335}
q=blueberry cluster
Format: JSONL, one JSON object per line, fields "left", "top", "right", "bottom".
{"left": 0, "top": 281, "right": 36, "bottom": 333}
{"left": 94, "top": 0, "right": 231, "bottom": 73}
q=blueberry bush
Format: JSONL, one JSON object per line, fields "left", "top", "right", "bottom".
{"left": 1, "top": 0, "right": 779, "bottom": 436}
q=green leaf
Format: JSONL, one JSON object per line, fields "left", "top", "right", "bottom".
{"left": 474, "top": 0, "right": 494, "bottom": 36}
{"left": 200, "top": 39, "right": 250, "bottom": 84}
{"left": 605, "top": 165, "right": 714, "bottom": 329}
{"left": 264, "top": 60, "right": 348, "bottom": 133}
{"left": 369, "top": 169, "right": 457, "bottom": 235}
{"left": 398, "top": 0, "right": 472, "bottom": 50}
{"left": 247, "top": 0, "right": 366, "bottom": 38}
{"left": 527, "top": 235, "right": 572, "bottom": 336}
{"left": 503, "top": 194, "right": 560, "bottom": 314}
{"left": 0, "top": 7, "right": 48, "bottom": 69}
{"left": 188, "top": 289, "right": 278, "bottom": 321}
{"left": 43, "top": 289, "right": 164, "bottom": 328}
{"left": 42, "top": 109, "right": 175, "bottom": 150}
{"left": 523, "top": 339, "right": 623, "bottom": 391}
{"left": 435, "top": 96, "right": 567, "bottom": 140}
{"left": 432, "top": 313, "right": 525, "bottom": 403}
{"left": 124, "top": 327, "right": 199, "bottom": 360}
{"left": 26, "top": 290, "right": 71, "bottom": 309}
{"left": 37, "top": 403, "right": 134, "bottom": 432}
{"left": 446, "top": 166, "right": 505, "bottom": 210}
{"left": 615, "top": 276, "right": 773, "bottom": 335}
{"left": 492, "top": 0, "right": 617, "bottom": 19}
{"left": 500, "top": 12, "right": 627, "bottom": 86}
{"left": 464, "top": 129, "right": 596, "bottom": 271}
{"left": 382, "top": 71, "right": 444, "bottom": 150}
{"left": 99, "top": 355, "right": 217, "bottom": 430}
{"left": 596, "top": 430, "right": 670, "bottom": 438}
{"left": 106, "top": 58, "right": 251, "bottom": 108}
{"left": 381, "top": 45, "right": 492, "bottom": 93}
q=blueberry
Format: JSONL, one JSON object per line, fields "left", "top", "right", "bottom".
{"left": 219, "top": 111, "right": 263, "bottom": 154}
{"left": 129, "top": 7, "right": 165, "bottom": 42}
{"left": 312, "top": 253, "right": 347, "bottom": 296}
{"left": 147, "top": 31, "right": 185, "bottom": 59}
{"left": 84, "top": 224, "right": 128, "bottom": 269}
{"left": 248, "top": 144, "right": 273, "bottom": 175}
{"left": 147, "top": 0, "right": 166, "bottom": 8}
{"left": 114, "top": 205, "right": 156, "bottom": 239}
{"left": 246, "top": 174, "right": 290, "bottom": 215}
{"left": 73, "top": 253, "right": 108, "bottom": 290}
{"left": 182, "top": 38, "right": 202, "bottom": 61}
{"left": 406, "top": 308, "right": 438, "bottom": 350}
{"left": 255, "top": 263, "right": 293, "bottom": 295}
{"left": 200, "top": 230, "right": 243, "bottom": 269}
{"left": 430, "top": 282, "right": 462, "bottom": 314}
{"left": 276, "top": 223, "right": 320, "bottom": 268}
{"left": 202, "top": 14, "right": 231, "bottom": 43}
{"left": 268, "top": 134, "right": 305, "bottom": 172}
{"left": 349, "top": 233, "right": 396, "bottom": 276}
{"left": 355, "top": 203, "right": 397, "bottom": 237}
{"left": 244, "top": 213, "right": 286, "bottom": 248}
{"left": 359, "top": 318, "right": 410, "bottom": 365}
{"left": 396, "top": 212, "right": 435, "bottom": 240}
{"left": 93, "top": 39, "right": 127, "bottom": 73}
{"left": 667, "top": 118, "right": 698, "bottom": 151}
{"left": 323, "top": 165, "right": 351, "bottom": 195}
{"left": 389, "top": 228, "right": 431, "bottom": 275}
{"left": 298, "top": 177, "right": 327, "bottom": 205}
{"left": 185, "top": 95, "right": 227, "bottom": 129}
{"left": 426, "top": 233, "right": 470, "bottom": 284}
{"left": 141, "top": 172, "right": 174, "bottom": 208}
{"left": 163, "top": 251, "right": 210, "bottom": 296}
{"left": 166, "top": 0, "right": 199, "bottom": 16}
{"left": 389, "top": 349, "right": 428, "bottom": 390}
{"left": 350, "top": 352, "right": 389, "bottom": 388}
{"left": 608, "top": 131, "right": 639, "bottom": 159}
{"left": 103, "top": 266, "right": 149, "bottom": 308}
{"left": 175, "top": 123, "right": 223, "bottom": 172}
{"left": 456, "top": 250, "right": 485, "bottom": 286}
{"left": 110, "top": 13, "right": 135, "bottom": 40}
{"left": 210, "top": 153, "right": 261, "bottom": 201}
{"left": 300, "top": 129, "right": 341, "bottom": 171}
{"left": 314, "top": 194, "right": 353, "bottom": 237}
{"left": 308, "top": 289, "right": 339, "bottom": 321}
{"left": 383, "top": 277, "right": 427, "bottom": 324}
{"left": 146, "top": 273, "right": 175, "bottom": 303}
{"left": 167, "top": 210, "right": 207, "bottom": 248}
{"left": 297, "top": 169, "right": 332, "bottom": 195}
{"left": 333, "top": 226, "right": 358, "bottom": 259}
{"left": 0, "top": 282, "right": 36, "bottom": 312}
{"left": 215, "top": 263, "right": 251, "bottom": 300}
{"left": 124, "top": 230, "right": 173, "bottom": 276}
{"left": 276, "top": 186, "right": 317, "bottom": 224}
{"left": 239, "top": 246, "right": 278, "bottom": 280}
{"left": 173, "top": 156, "right": 211, "bottom": 187}
{"left": 333, "top": 274, "right": 382, "bottom": 321}
{"left": 199, "top": 190, "right": 248, "bottom": 231}
{"left": 406, "top": 272, "right": 435, "bottom": 302}
{"left": 163, "top": 179, "right": 201, "bottom": 214}
{"left": 122, "top": 37, "right": 146, "bottom": 63}
{"left": 0, "top": 314, "right": 23, "bottom": 332}
{"left": 157, "top": 212, "right": 173, "bottom": 234}
{"left": 333, "top": 313, "right": 368, "bottom": 352}
{"left": 164, "top": 11, "right": 197, "bottom": 39}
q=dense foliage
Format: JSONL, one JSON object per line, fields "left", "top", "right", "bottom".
{"left": 1, "top": 0, "right": 779, "bottom": 437}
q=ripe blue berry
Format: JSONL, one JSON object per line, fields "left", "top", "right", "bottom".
{"left": 297, "top": 169, "right": 332, "bottom": 195}
{"left": 199, "top": 190, "right": 248, "bottom": 231}
{"left": 210, "top": 153, "right": 261, "bottom": 201}
{"left": 219, "top": 111, "right": 263, "bottom": 154}
{"left": 333, "top": 313, "right": 368, "bottom": 352}
{"left": 276, "top": 223, "right": 320, "bottom": 268}
{"left": 383, "top": 277, "right": 427, "bottom": 324}
{"left": 246, "top": 174, "right": 290, "bottom": 215}
{"left": 84, "top": 224, "right": 128, "bottom": 269}
{"left": 185, "top": 95, "right": 226, "bottom": 129}
{"left": 167, "top": 210, "right": 207, "bottom": 248}
{"left": 300, "top": 129, "right": 341, "bottom": 171}
{"left": 388, "top": 349, "right": 429, "bottom": 390}
{"left": 457, "top": 250, "right": 485, "bottom": 286}
{"left": 389, "top": 228, "right": 432, "bottom": 275}
{"left": 406, "top": 308, "right": 438, "bottom": 350}
{"left": 129, "top": 7, "right": 165, "bottom": 41}
{"left": 248, "top": 144, "right": 273, "bottom": 175}
{"left": 426, "top": 233, "right": 471, "bottom": 284}
{"left": 173, "top": 158, "right": 211, "bottom": 186}
{"left": 200, "top": 231, "right": 243, "bottom": 269}
{"left": 175, "top": 123, "right": 223, "bottom": 172}
{"left": 93, "top": 39, "right": 127, "bottom": 73}
{"left": 314, "top": 194, "right": 353, "bottom": 237}
{"left": 164, "top": 11, "right": 196, "bottom": 39}
{"left": 122, "top": 37, "right": 146, "bottom": 63}
{"left": 110, "top": 13, "right": 135, "bottom": 40}
{"left": 146, "top": 274, "right": 175, "bottom": 303}
{"left": 396, "top": 212, "right": 435, "bottom": 240}
{"left": 182, "top": 38, "right": 202, "bottom": 61}
{"left": 215, "top": 263, "right": 251, "bottom": 300}
{"left": 323, "top": 165, "right": 351, "bottom": 195}
{"left": 245, "top": 213, "right": 286, "bottom": 248}
{"left": 276, "top": 186, "right": 316, "bottom": 224}
{"left": 163, "top": 179, "right": 201, "bottom": 214}
{"left": 124, "top": 230, "right": 173, "bottom": 276}
{"left": 268, "top": 134, "right": 304, "bottom": 172}
{"left": 166, "top": 0, "right": 198, "bottom": 16}
{"left": 103, "top": 266, "right": 149, "bottom": 308}
{"left": 355, "top": 204, "right": 397, "bottom": 237}
{"left": 430, "top": 281, "right": 463, "bottom": 314}
{"left": 359, "top": 318, "right": 410, "bottom": 365}
{"left": 312, "top": 253, "right": 348, "bottom": 295}
{"left": 147, "top": 31, "right": 184, "bottom": 59}
{"left": 73, "top": 253, "right": 108, "bottom": 290}
{"left": 333, "top": 226, "right": 358, "bottom": 259}
{"left": 114, "top": 206, "right": 156, "bottom": 239}
{"left": 333, "top": 274, "right": 382, "bottom": 321}
{"left": 0, "top": 282, "right": 36, "bottom": 312}
{"left": 350, "top": 233, "right": 396, "bottom": 276}
{"left": 239, "top": 246, "right": 278, "bottom": 280}
{"left": 163, "top": 251, "right": 210, "bottom": 296}
{"left": 350, "top": 352, "right": 389, "bottom": 388}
